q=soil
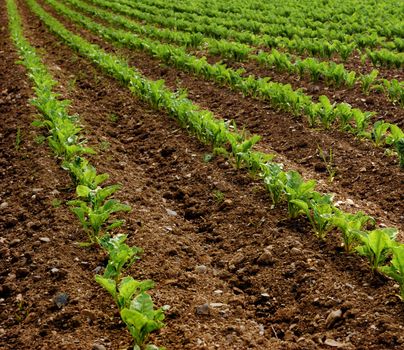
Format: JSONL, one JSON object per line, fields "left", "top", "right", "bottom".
{"left": 1, "top": 1, "right": 404, "bottom": 350}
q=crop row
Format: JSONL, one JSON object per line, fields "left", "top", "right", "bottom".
{"left": 66, "top": 0, "right": 403, "bottom": 106}
{"left": 43, "top": 0, "right": 404, "bottom": 168}
{"left": 114, "top": 0, "right": 402, "bottom": 52}
{"left": 27, "top": 0, "right": 404, "bottom": 302}
{"left": 128, "top": 0, "right": 403, "bottom": 43}
{"left": 7, "top": 0, "right": 166, "bottom": 348}
{"left": 87, "top": 0, "right": 404, "bottom": 66}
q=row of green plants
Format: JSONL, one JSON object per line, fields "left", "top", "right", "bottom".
{"left": 7, "top": 0, "right": 165, "bottom": 348}
{"left": 43, "top": 0, "right": 404, "bottom": 168}
{"left": 66, "top": 0, "right": 404, "bottom": 107}
{"left": 114, "top": 0, "right": 401, "bottom": 52}
{"left": 87, "top": 0, "right": 404, "bottom": 66}
{"left": 27, "top": 0, "right": 404, "bottom": 301}
{"left": 123, "top": 0, "right": 403, "bottom": 45}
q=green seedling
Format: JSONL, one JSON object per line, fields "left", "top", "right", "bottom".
{"left": 360, "top": 69, "right": 379, "bottom": 95}
{"left": 317, "top": 146, "right": 337, "bottom": 182}
{"left": 15, "top": 127, "right": 22, "bottom": 151}
{"left": 63, "top": 157, "right": 109, "bottom": 189}
{"left": 98, "top": 234, "right": 142, "bottom": 281}
{"left": 51, "top": 198, "right": 62, "bottom": 208}
{"left": 317, "top": 95, "right": 336, "bottom": 129}
{"left": 379, "top": 245, "right": 404, "bottom": 300}
{"left": 396, "top": 138, "right": 404, "bottom": 168}
{"left": 371, "top": 120, "right": 390, "bottom": 147}
{"left": 356, "top": 228, "right": 398, "bottom": 271}
{"left": 284, "top": 171, "right": 317, "bottom": 219}
{"left": 291, "top": 192, "right": 335, "bottom": 239}
{"left": 262, "top": 163, "right": 287, "bottom": 207}
{"left": 68, "top": 184, "right": 131, "bottom": 242}
{"left": 212, "top": 190, "right": 224, "bottom": 203}
{"left": 95, "top": 276, "right": 166, "bottom": 350}
{"left": 109, "top": 113, "right": 120, "bottom": 122}
{"left": 332, "top": 211, "right": 375, "bottom": 253}
{"left": 34, "top": 134, "right": 46, "bottom": 144}
{"left": 99, "top": 140, "right": 111, "bottom": 151}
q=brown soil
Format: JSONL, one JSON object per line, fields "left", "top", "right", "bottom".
{"left": 1, "top": 1, "right": 404, "bottom": 350}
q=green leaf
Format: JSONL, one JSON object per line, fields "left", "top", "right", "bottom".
{"left": 95, "top": 275, "right": 117, "bottom": 300}
{"left": 76, "top": 184, "right": 91, "bottom": 198}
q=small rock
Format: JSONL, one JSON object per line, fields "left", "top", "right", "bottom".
{"left": 326, "top": 309, "right": 343, "bottom": 329}
{"left": 0, "top": 202, "right": 8, "bottom": 210}
{"left": 213, "top": 290, "right": 223, "bottom": 295}
{"left": 54, "top": 293, "right": 69, "bottom": 309}
{"left": 223, "top": 199, "right": 233, "bottom": 206}
{"left": 166, "top": 208, "right": 177, "bottom": 216}
{"left": 324, "top": 338, "right": 348, "bottom": 348}
{"left": 345, "top": 198, "right": 354, "bottom": 206}
{"left": 210, "top": 303, "right": 226, "bottom": 308}
{"left": 39, "top": 237, "right": 50, "bottom": 243}
{"left": 195, "top": 303, "right": 210, "bottom": 316}
{"left": 50, "top": 189, "right": 60, "bottom": 196}
{"left": 195, "top": 265, "right": 207, "bottom": 274}
{"left": 284, "top": 330, "right": 295, "bottom": 341}
{"left": 291, "top": 247, "right": 301, "bottom": 255}
{"left": 9, "top": 239, "right": 21, "bottom": 247}
{"left": 16, "top": 268, "right": 29, "bottom": 278}
{"left": 257, "top": 250, "right": 274, "bottom": 265}
{"left": 92, "top": 344, "right": 106, "bottom": 350}
{"left": 83, "top": 309, "right": 97, "bottom": 322}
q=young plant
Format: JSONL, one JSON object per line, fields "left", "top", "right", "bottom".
{"left": 317, "top": 146, "right": 337, "bottom": 182}
{"left": 371, "top": 120, "right": 390, "bottom": 147}
{"left": 360, "top": 69, "right": 379, "bottom": 95}
{"left": 332, "top": 211, "right": 375, "bottom": 253}
{"left": 379, "top": 245, "right": 404, "bottom": 300}
{"left": 63, "top": 156, "right": 109, "bottom": 188}
{"left": 356, "top": 228, "right": 398, "bottom": 271}
{"left": 284, "top": 171, "right": 317, "bottom": 219}
{"left": 317, "top": 95, "right": 336, "bottom": 129}
{"left": 262, "top": 163, "right": 287, "bottom": 207}
{"left": 98, "top": 234, "right": 143, "bottom": 281}
{"left": 95, "top": 276, "right": 166, "bottom": 350}
{"left": 15, "top": 127, "right": 22, "bottom": 151}
{"left": 68, "top": 184, "right": 131, "bottom": 242}
{"left": 291, "top": 192, "right": 335, "bottom": 239}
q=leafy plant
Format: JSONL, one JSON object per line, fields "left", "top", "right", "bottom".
{"left": 95, "top": 276, "right": 166, "bottom": 349}
{"left": 68, "top": 184, "right": 130, "bottom": 242}
{"left": 98, "top": 234, "right": 143, "bottom": 281}
{"left": 332, "top": 211, "right": 375, "bottom": 253}
{"left": 262, "top": 163, "right": 287, "bottom": 207}
{"left": 63, "top": 157, "right": 109, "bottom": 189}
{"left": 360, "top": 69, "right": 378, "bottom": 94}
{"left": 371, "top": 120, "right": 390, "bottom": 147}
{"left": 284, "top": 171, "right": 317, "bottom": 218}
{"left": 379, "top": 245, "right": 404, "bottom": 300}
{"left": 356, "top": 228, "right": 397, "bottom": 271}
{"left": 291, "top": 192, "right": 335, "bottom": 239}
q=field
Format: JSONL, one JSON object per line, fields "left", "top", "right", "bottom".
{"left": 1, "top": 0, "right": 403, "bottom": 349}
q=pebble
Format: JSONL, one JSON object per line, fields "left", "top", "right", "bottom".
{"left": 166, "top": 208, "right": 177, "bottom": 216}
{"left": 39, "top": 237, "right": 50, "bottom": 243}
{"left": 257, "top": 249, "right": 274, "bottom": 265}
{"left": 92, "top": 344, "right": 106, "bottom": 350}
{"left": 0, "top": 202, "right": 8, "bottom": 210}
{"left": 16, "top": 268, "right": 29, "bottom": 278}
{"left": 210, "top": 303, "right": 227, "bottom": 308}
{"left": 195, "top": 303, "right": 210, "bottom": 316}
{"left": 324, "top": 339, "right": 348, "bottom": 348}
{"left": 213, "top": 290, "right": 223, "bottom": 295}
{"left": 326, "top": 309, "right": 343, "bottom": 329}
{"left": 284, "top": 330, "right": 295, "bottom": 341}
{"left": 195, "top": 265, "right": 207, "bottom": 274}
{"left": 54, "top": 293, "right": 69, "bottom": 309}
{"left": 9, "top": 239, "right": 21, "bottom": 247}
{"left": 291, "top": 247, "right": 301, "bottom": 255}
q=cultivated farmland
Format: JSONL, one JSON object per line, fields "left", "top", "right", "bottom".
{"left": 1, "top": 0, "right": 403, "bottom": 349}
